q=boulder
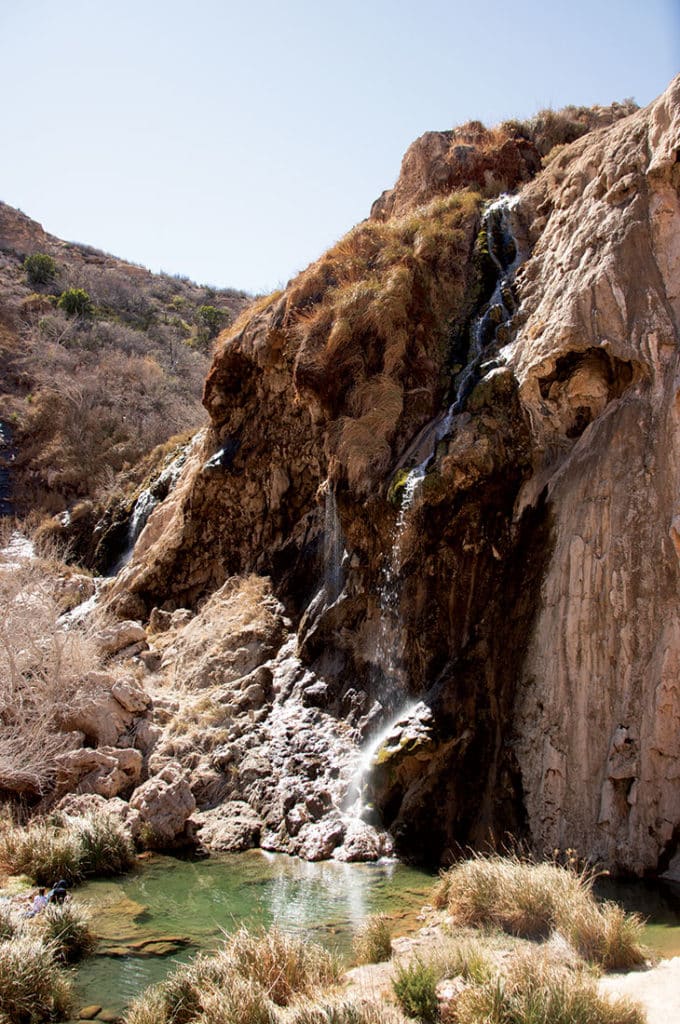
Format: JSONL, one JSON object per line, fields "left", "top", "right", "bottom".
{"left": 297, "top": 817, "right": 345, "bottom": 861}
{"left": 191, "top": 800, "right": 262, "bottom": 851}
{"left": 54, "top": 746, "right": 142, "bottom": 798}
{"left": 96, "top": 620, "right": 147, "bottom": 657}
{"left": 111, "top": 676, "right": 151, "bottom": 713}
{"left": 333, "top": 819, "right": 393, "bottom": 862}
{"left": 129, "top": 764, "right": 196, "bottom": 843}
{"left": 63, "top": 689, "right": 133, "bottom": 748}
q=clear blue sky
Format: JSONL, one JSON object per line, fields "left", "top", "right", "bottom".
{"left": 1, "top": 0, "right": 677, "bottom": 294}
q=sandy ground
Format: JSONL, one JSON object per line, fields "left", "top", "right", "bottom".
{"left": 599, "top": 957, "right": 680, "bottom": 1024}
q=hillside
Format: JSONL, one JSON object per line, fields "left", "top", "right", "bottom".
{"left": 0, "top": 201, "right": 250, "bottom": 517}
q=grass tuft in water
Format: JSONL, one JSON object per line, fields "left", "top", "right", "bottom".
{"left": 352, "top": 914, "right": 392, "bottom": 964}
{"left": 36, "top": 902, "right": 97, "bottom": 963}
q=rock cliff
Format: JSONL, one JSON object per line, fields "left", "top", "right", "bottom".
{"left": 104, "top": 79, "right": 680, "bottom": 874}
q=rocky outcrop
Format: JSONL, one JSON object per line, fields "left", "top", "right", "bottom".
{"left": 129, "top": 763, "right": 196, "bottom": 844}
{"left": 103, "top": 78, "right": 680, "bottom": 875}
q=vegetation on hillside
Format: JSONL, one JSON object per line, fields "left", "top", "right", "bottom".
{"left": 0, "top": 205, "right": 250, "bottom": 513}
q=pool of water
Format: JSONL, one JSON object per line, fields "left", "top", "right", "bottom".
{"left": 595, "top": 875, "right": 680, "bottom": 958}
{"left": 74, "top": 851, "right": 435, "bottom": 1016}
{"left": 72, "top": 854, "right": 680, "bottom": 1018}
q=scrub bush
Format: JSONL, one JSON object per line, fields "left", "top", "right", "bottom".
{"left": 23, "top": 253, "right": 57, "bottom": 287}
{"left": 57, "top": 287, "right": 92, "bottom": 317}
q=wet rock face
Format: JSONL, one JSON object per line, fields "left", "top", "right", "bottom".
{"left": 108, "top": 78, "right": 680, "bottom": 873}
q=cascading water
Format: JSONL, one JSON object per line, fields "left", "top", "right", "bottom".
{"left": 347, "top": 468, "right": 425, "bottom": 819}
{"left": 110, "top": 447, "right": 189, "bottom": 575}
{"left": 393, "top": 192, "right": 527, "bottom": 477}
{"left": 374, "top": 465, "right": 426, "bottom": 695}
{"left": 349, "top": 192, "right": 527, "bottom": 822}
{"left": 0, "top": 420, "right": 16, "bottom": 518}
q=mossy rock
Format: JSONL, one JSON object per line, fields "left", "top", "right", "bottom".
{"left": 387, "top": 468, "right": 413, "bottom": 506}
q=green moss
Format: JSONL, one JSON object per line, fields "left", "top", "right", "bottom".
{"left": 387, "top": 468, "right": 412, "bottom": 506}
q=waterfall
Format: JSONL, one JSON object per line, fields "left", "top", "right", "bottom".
{"left": 443, "top": 192, "right": 524, "bottom": 424}
{"left": 375, "top": 464, "right": 426, "bottom": 695}
{"left": 0, "top": 421, "right": 16, "bottom": 518}
{"left": 323, "top": 482, "right": 344, "bottom": 603}
{"left": 110, "top": 447, "right": 189, "bottom": 575}
{"left": 349, "top": 193, "right": 526, "bottom": 822}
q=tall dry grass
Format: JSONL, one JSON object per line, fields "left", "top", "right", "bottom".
{"left": 0, "top": 934, "right": 73, "bottom": 1024}
{"left": 455, "top": 945, "right": 646, "bottom": 1024}
{"left": 0, "top": 546, "right": 99, "bottom": 798}
{"left": 434, "top": 854, "right": 648, "bottom": 970}
{"left": 125, "top": 926, "right": 341, "bottom": 1024}
{"left": 0, "top": 811, "right": 135, "bottom": 885}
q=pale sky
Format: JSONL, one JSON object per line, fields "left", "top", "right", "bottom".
{"left": 1, "top": 0, "right": 677, "bottom": 294}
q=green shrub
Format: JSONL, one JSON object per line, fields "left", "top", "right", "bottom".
{"left": 57, "top": 287, "right": 92, "bottom": 317}
{"left": 0, "top": 935, "right": 72, "bottom": 1023}
{"left": 23, "top": 253, "right": 58, "bottom": 287}
{"left": 37, "top": 903, "right": 96, "bottom": 963}
{"left": 196, "top": 304, "right": 228, "bottom": 339}
{"left": 392, "top": 959, "right": 439, "bottom": 1022}
{"left": 352, "top": 914, "right": 392, "bottom": 964}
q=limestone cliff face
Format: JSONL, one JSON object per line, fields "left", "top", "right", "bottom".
{"left": 110, "top": 77, "right": 680, "bottom": 874}
{"left": 507, "top": 79, "right": 680, "bottom": 874}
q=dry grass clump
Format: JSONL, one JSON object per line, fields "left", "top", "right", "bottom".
{"left": 352, "top": 913, "right": 392, "bottom": 965}
{"left": 0, "top": 547, "right": 99, "bottom": 799}
{"left": 287, "top": 997, "right": 403, "bottom": 1024}
{"left": 455, "top": 946, "right": 646, "bottom": 1024}
{"left": 0, "top": 811, "right": 134, "bottom": 885}
{"left": 227, "top": 926, "right": 341, "bottom": 1005}
{"left": 125, "top": 926, "right": 341, "bottom": 1024}
{"left": 285, "top": 191, "right": 481, "bottom": 491}
{"left": 34, "top": 902, "right": 96, "bottom": 963}
{"left": 0, "top": 934, "right": 73, "bottom": 1024}
{"left": 434, "top": 854, "right": 648, "bottom": 970}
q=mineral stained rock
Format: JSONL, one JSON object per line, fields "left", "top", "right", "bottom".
{"left": 108, "top": 77, "right": 680, "bottom": 874}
